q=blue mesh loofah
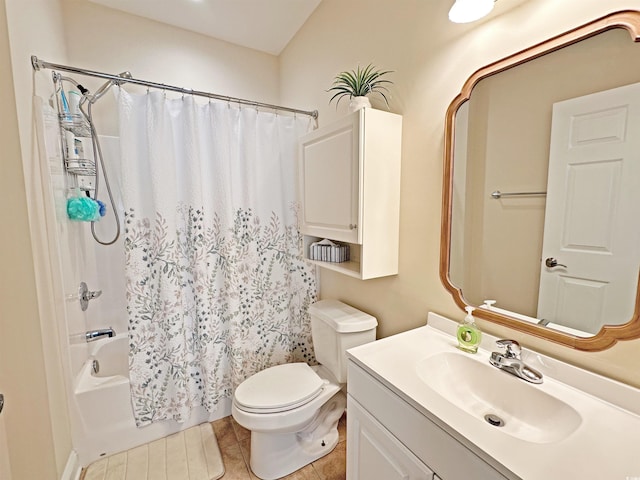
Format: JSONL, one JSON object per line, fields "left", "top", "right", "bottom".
{"left": 67, "top": 196, "right": 101, "bottom": 222}
{"left": 96, "top": 199, "right": 107, "bottom": 217}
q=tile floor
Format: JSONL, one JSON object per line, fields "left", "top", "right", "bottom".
{"left": 211, "top": 414, "right": 347, "bottom": 480}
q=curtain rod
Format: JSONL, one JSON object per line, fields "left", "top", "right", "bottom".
{"left": 31, "top": 55, "right": 319, "bottom": 120}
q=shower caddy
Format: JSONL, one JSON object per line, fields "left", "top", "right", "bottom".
{"left": 50, "top": 70, "right": 121, "bottom": 244}
{"left": 53, "top": 72, "right": 97, "bottom": 193}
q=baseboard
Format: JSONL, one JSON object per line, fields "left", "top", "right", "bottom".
{"left": 61, "top": 450, "right": 81, "bottom": 480}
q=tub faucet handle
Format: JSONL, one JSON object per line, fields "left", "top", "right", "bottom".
{"left": 84, "top": 289, "right": 102, "bottom": 300}
{"left": 79, "top": 282, "right": 102, "bottom": 311}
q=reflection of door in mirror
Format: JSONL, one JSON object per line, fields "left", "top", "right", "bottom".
{"left": 449, "top": 27, "right": 640, "bottom": 334}
{"left": 538, "top": 83, "right": 640, "bottom": 335}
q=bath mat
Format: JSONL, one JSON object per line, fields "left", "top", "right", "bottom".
{"left": 82, "top": 422, "right": 225, "bottom": 480}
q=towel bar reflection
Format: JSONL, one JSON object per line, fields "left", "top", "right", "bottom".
{"left": 491, "top": 190, "right": 547, "bottom": 199}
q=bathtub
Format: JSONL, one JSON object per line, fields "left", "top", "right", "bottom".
{"left": 72, "top": 335, "right": 232, "bottom": 466}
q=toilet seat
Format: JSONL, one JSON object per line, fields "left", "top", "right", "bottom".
{"left": 234, "top": 363, "right": 326, "bottom": 414}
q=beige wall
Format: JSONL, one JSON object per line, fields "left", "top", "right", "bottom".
{"left": 61, "top": 0, "right": 280, "bottom": 135}
{"left": 0, "top": 0, "right": 69, "bottom": 477}
{"left": 280, "top": 0, "right": 640, "bottom": 388}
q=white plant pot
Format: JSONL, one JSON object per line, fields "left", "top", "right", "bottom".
{"left": 348, "top": 96, "right": 371, "bottom": 112}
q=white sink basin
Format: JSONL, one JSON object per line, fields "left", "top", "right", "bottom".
{"left": 416, "top": 352, "right": 582, "bottom": 443}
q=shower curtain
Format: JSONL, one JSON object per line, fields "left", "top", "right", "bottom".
{"left": 117, "top": 90, "right": 317, "bottom": 426}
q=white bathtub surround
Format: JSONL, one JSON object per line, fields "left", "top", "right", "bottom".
{"left": 117, "top": 90, "right": 317, "bottom": 427}
{"left": 82, "top": 423, "right": 224, "bottom": 480}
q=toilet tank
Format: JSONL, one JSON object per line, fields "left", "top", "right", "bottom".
{"left": 309, "top": 299, "right": 377, "bottom": 383}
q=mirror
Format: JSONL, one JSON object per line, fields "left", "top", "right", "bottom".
{"left": 441, "top": 10, "right": 640, "bottom": 351}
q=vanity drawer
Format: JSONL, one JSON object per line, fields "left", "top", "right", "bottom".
{"left": 347, "top": 360, "right": 515, "bottom": 480}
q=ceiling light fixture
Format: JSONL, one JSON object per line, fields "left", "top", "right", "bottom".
{"left": 448, "top": 0, "right": 496, "bottom": 24}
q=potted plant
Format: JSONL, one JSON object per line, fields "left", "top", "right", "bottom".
{"left": 328, "top": 64, "right": 393, "bottom": 112}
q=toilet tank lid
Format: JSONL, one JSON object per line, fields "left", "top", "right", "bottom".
{"left": 309, "top": 300, "right": 377, "bottom": 333}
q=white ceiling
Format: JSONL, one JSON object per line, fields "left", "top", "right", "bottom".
{"left": 87, "top": 0, "right": 322, "bottom": 55}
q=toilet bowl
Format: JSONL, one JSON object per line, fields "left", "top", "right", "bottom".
{"left": 232, "top": 363, "right": 345, "bottom": 479}
{"left": 231, "top": 300, "right": 377, "bottom": 480}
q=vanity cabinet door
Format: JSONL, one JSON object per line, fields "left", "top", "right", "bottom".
{"left": 347, "top": 396, "right": 435, "bottom": 480}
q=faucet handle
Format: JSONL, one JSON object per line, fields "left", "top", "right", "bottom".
{"left": 79, "top": 282, "right": 102, "bottom": 311}
{"left": 495, "top": 339, "right": 521, "bottom": 359}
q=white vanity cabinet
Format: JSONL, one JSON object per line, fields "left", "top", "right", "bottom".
{"left": 298, "top": 108, "right": 402, "bottom": 279}
{"left": 347, "top": 359, "right": 513, "bottom": 480}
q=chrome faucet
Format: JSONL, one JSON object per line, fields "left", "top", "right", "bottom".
{"left": 489, "top": 339, "right": 543, "bottom": 384}
{"left": 85, "top": 327, "right": 115, "bottom": 342}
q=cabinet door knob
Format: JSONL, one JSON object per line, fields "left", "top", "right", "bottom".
{"left": 349, "top": 224, "right": 357, "bottom": 230}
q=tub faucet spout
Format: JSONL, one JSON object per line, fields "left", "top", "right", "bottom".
{"left": 85, "top": 328, "right": 115, "bottom": 342}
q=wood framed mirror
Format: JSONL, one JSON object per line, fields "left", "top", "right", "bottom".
{"left": 441, "top": 10, "right": 640, "bottom": 351}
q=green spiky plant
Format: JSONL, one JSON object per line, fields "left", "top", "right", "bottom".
{"left": 328, "top": 64, "right": 393, "bottom": 108}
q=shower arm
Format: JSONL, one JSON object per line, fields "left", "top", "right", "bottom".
{"left": 79, "top": 71, "right": 133, "bottom": 107}
{"left": 32, "top": 55, "right": 318, "bottom": 119}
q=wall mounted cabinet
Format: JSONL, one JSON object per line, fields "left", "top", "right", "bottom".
{"left": 298, "top": 108, "right": 402, "bottom": 279}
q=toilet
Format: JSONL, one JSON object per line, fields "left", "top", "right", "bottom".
{"left": 231, "top": 299, "right": 377, "bottom": 480}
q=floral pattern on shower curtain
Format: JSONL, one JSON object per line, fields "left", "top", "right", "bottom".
{"left": 117, "top": 90, "right": 317, "bottom": 426}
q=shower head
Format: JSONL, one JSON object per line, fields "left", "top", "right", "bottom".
{"left": 85, "top": 71, "right": 133, "bottom": 104}
{"left": 92, "top": 80, "right": 114, "bottom": 99}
